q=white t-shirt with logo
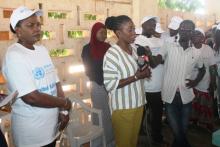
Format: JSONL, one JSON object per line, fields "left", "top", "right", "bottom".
{"left": 2, "top": 43, "right": 59, "bottom": 147}
{"left": 191, "top": 44, "right": 215, "bottom": 92}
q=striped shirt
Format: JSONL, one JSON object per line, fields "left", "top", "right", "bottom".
{"left": 103, "top": 44, "right": 146, "bottom": 111}
{"left": 160, "top": 42, "right": 202, "bottom": 104}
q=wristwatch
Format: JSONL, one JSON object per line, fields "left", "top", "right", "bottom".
{"left": 134, "top": 75, "right": 138, "bottom": 80}
{"left": 60, "top": 110, "right": 69, "bottom": 115}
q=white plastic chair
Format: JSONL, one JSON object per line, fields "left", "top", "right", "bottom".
{"left": 0, "top": 112, "right": 13, "bottom": 147}
{"left": 60, "top": 96, "right": 106, "bottom": 147}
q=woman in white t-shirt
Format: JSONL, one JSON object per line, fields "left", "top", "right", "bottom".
{"left": 191, "top": 28, "right": 216, "bottom": 131}
{"left": 3, "top": 6, "right": 72, "bottom": 147}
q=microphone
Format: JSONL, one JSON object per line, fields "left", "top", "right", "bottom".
{"left": 136, "top": 45, "right": 150, "bottom": 70}
{"left": 137, "top": 45, "right": 146, "bottom": 56}
{"left": 137, "top": 56, "right": 149, "bottom": 70}
{"left": 137, "top": 56, "right": 145, "bottom": 66}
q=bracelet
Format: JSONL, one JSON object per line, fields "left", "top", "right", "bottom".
{"left": 60, "top": 110, "right": 69, "bottom": 115}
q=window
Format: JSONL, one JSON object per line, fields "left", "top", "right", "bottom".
{"left": 49, "top": 48, "right": 72, "bottom": 57}
{"left": 67, "top": 30, "right": 89, "bottom": 38}
{"left": 68, "top": 30, "right": 85, "bottom": 38}
{"left": 3, "top": 9, "right": 13, "bottom": 18}
{"left": 0, "top": 31, "right": 11, "bottom": 41}
{"left": 41, "top": 31, "right": 56, "bottom": 40}
{"left": 48, "top": 11, "right": 68, "bottom": 19}
{"left": 84, "top": 14, "right": 96, "bottom": 21}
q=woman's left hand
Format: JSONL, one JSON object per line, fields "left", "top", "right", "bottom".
{"left": 58, "top": 113, "right": 70, "bottom": 131}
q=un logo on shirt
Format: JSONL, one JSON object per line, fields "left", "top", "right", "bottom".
{"left": 33, "top": 67, "right": 45, "bottom": 80}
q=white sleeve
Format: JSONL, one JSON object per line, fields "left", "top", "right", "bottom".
{"left": 159, "top": 42, "right": 169, "bottom": 60}
{"left": 3, "top": 52, "right": 37, "bottom": 97}
{"left": 195, "top": 55, "right": 204, "bottom": 69}
{"left": 103, "top": 50, "right": 120, "bottom": 92}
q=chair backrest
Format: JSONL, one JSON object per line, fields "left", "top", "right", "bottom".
{"left": 68, "top": 96, "right": 103, "bottom": 126}
{"left": 0, "top": 113, "right": 14, "bottom": 147}
{"left": 66, "top": 97, "right": 96, "bottom": 139}
{"left": 69, "top": 98, "right": 93, "bottom": 125}
{"left": 60, "top": 96, "right": 105, "bottom": 147}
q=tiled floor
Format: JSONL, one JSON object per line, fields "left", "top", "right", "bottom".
{"left": 137, "top": 121, "right": 219, "bottom": 147}
{"left": 81, "top": 119, "right": 220, "bottom": 147}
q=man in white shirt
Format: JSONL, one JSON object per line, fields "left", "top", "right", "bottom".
{"left": 2, "top": 6, "right": 71, "bottom": 147}
{"left": 135, "top": 16, "right": 165, "bottom": 145}
{"left": 163, "top": 16, "right": 183, "bottom": 43}
{"left": 149, "top": 20, "right": 205, "bottom": 147}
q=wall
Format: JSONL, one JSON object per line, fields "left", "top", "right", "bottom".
{"left": 0, "top": 0, "right": 133, "bottom": 98}
{"left": 132, "top": 0, "right": 220, "bottom": 31}
{"left": 132, "top": 0, "right": 158, "bottom": 27}
{"left": 205, "top": 0, "right": 220, "bottom": 21}
{"left": 158, "top": 8, "right": 216, "bottom": 32}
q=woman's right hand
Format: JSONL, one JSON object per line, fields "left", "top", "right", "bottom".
{"left": 135, "top": 67, "right": 151, "bottom": 79}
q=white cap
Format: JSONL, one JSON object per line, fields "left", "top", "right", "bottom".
{"left": 10, "top": 6, "right": 43, "bottom": 30}
{"left": 168, "top": 16, "right": 183, "bottom": 30}
{"left": 217, "top": 24, "right": 220, "bottom": 30}
{"left": 212, "top": 24, "right": 217, "bottom": 29}
{"left": 135, "top": 27, "right": 142, "bottom": 34}
{"left": 195, "top": 28, "right": 205, "bottom": 36}
{"left": 141, "top": 16, "right": 159, "bottom": 25}
{"left": 155, "top": 23, "right": 164, "bottom": 34}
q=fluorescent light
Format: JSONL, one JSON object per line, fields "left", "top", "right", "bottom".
{"left": 86, "top": 81, "right": 91, "bottom": 88}
{"left": 69, "top": 64, "right": 85, "bottom": 73}
{"left": 62, "top": 84, "right": 76, "bottom": 92}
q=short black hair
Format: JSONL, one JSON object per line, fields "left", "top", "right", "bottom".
{"left": 9, "top": 20, "right": 22, "bottom": 34}
{"left": 179, "top": 20, "right": 195, "bottom": 30}
{"left": 10, "top": 24, "right": 16, "bottom": 34}
{"left": 105, "top": 15, "right": 132, "bottom": 31}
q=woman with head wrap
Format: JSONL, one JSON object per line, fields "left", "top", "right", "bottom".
{"left": 81, "top": 22, "right": 115, "bottom": 147}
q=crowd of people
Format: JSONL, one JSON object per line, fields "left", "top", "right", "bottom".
{"left": 1, "top": 5, "right": 220, "bottom": 147}
{"left": 83, "top": 14, "right": 220, "bottom": 147}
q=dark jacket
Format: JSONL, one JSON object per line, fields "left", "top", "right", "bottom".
{"left": 81, "top": 44, "right": 104, "bottom": 85}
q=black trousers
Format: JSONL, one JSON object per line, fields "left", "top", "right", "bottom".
{"left": 146, "top": 92, "right": 163, "bottom": 143}
{"left": 0, "top": 129, "right": 8, "bottom": 147}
